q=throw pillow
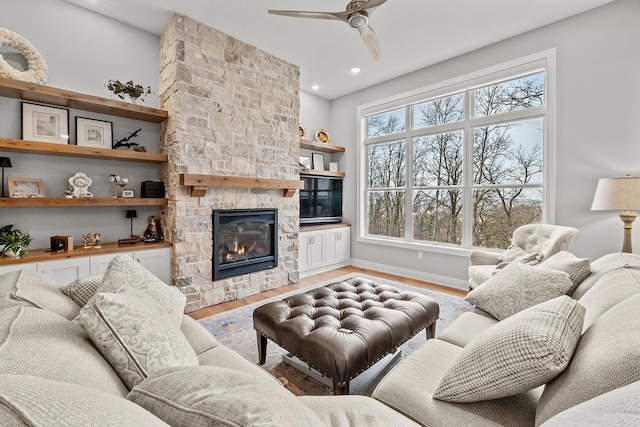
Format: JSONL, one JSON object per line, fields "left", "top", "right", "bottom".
{"left": 433, "top": 296, "right": 585, "bottom": 403}
{"left": 0, "top": 270, "right": 38, "bottom": 310}
{"left": 498, "top": 245, "right": 543, "bottom": 265}
{"left": 62, "top": 272, "right": 104, "bottom": 307}
{"left": 465, "top": 262, "right": 573, "bottom": 320}
{"left": 0, "top": 374, "right": 169, "bottom": 426}
{"left": 11, "top": 270, "right": 81, "bottom": 320}
{"left": 127, "top": 366, "right": 326, "bottom": 427}
{"left": 77, "top": 289, "right": 199, "bottom": 390}
{"left": 91, "top": 255, "right": 185, "bottom": 325}
{"left": 540, "top": 251, "right": 591, "bottom": 294}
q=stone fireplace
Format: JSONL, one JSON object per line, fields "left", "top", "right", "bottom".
{"left": 159, "top": 14, "right": 301, "bottom": 312}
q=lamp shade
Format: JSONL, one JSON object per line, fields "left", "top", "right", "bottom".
{"left": 126, "top": 209, "right": 138, "bottom": 219}
{"left": 591, "top": 176, "right": 640, "bottom": 211}
{"left": 0, "top": 157, "right": 11, "bottom": 168}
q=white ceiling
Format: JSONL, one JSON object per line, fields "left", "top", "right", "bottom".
{"left": 63, "top": 0, "right": 616, "bottom": 100}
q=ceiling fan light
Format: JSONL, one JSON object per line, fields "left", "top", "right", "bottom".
{"left": 348, "top": 12, "right": 368, "bottom": 29}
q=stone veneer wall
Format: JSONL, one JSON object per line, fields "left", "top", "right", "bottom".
{"left": 159, "top": 14, "right": 301, "bottom": 312}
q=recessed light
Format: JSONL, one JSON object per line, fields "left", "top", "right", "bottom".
{"left": 350, "top": 67, "right": 361, "bottom": 74}
{"left": 312, "top": 85, "right": 319, "bottom": 90}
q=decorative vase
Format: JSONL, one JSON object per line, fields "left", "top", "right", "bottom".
{"left": 3, "top": 247, "right": 20, "bottom": 258}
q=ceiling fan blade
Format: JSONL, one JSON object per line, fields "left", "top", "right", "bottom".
{"left": 268, "top": 9, "right": 349, "bottom": 23}
{"left": 358, "top": 25, "right": 381, "bottom": 61}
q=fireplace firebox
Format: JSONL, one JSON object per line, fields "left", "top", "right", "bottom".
{"left": 212, "top": 209, "right": 278, "bottom": 281}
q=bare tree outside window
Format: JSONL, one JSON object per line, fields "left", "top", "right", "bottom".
{"left": 364, "top": 71, "right": 545, "bottom": 249}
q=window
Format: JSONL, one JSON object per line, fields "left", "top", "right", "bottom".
{"left": 359, "top": 53, "right": 553, "bottom": 252}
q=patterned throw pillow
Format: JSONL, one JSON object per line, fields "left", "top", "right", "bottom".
{"left": 90, "top": 255, "right": 185, "bottom": 326}
{"left": 540, "top": 251, "right": 591, "bottom": 294}
{"left": 465, "top": 262, "right": 573, "bottom": 320}
{"left": 62, "top": 273, "right": 104, "bottom": 307}
{"left": 433, "top": 296, "right": 585, "bottom": 403}
{"left": 127, "top": 366, "right": 326, "bottom": 427}
{"left": 78, "top": 289, "right": 199, "bottom": 390}
{"left": 498, "top": 245, "right": 543, "bottom": 265}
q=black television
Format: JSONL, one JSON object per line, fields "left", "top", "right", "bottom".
{"left": 300, "top": 175, "right": 343, "bottom": 226}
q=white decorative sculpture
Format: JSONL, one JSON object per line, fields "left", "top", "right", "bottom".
{"left": 69, "top": 172, "right": 93, "bottom": 198}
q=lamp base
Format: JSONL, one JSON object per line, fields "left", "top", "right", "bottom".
{"left": 619, "top": 211, "right": 637, "bottom": 253}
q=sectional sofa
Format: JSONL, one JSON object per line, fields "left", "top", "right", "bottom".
{"left": 0, "top": 252, "right": 638, "bottom": 426}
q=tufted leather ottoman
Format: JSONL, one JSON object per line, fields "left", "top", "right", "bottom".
{"left": 253, "top": 277, "right": 439, "bottom": 395}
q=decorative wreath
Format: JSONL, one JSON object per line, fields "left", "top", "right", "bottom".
{"left": 0, "top": 28, "right": 47, "bottom": 84}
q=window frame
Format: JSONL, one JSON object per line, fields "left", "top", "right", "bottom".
{"left": 357, "top": 50, "right": 556, "bottom": 256}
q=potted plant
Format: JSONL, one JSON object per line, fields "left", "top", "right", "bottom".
{"left": 106, "top": 79, "right": 153, "bottom": 103}
{"left": 0, "top": 225, "right": 33, "bottom": 258}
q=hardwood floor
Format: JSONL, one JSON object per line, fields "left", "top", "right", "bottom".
{"left": 187, "top": 265, "right": 468, "bottom": 320}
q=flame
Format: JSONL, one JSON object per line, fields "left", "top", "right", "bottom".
{"left": 237, "top": 246, "right": 245, "bottom": 255}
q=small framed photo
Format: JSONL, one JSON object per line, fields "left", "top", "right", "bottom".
{"left": 329, "top": 162, "right": 338, "bottom": 172}
{"left": 299, "top": 155, "right": 311, "bottom": 170}
{"left": 22, "top": 102, "right": 69, "bottom": 145}
{"left": 122, "top": 189, "right": 135, "bottom": 198}
{"left": 8, "top": 177, "right": 45, "bottom": 198}
{"left": 76, "top": 117, "right": 112, "bottom": 149}
{"left": 312, "top": 153, "right": 325, "bottom": 171}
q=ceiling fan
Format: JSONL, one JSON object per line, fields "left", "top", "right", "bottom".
{"left": 268, "top": 0, "right": 388, "bottom": 61}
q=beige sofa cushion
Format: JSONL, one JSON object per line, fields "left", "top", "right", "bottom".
{"left": 434, "top": 296, "right": 584, "bottom": 403}
{"left": 0, "top": 374, "right": 168, "bottom": 426}
{"left": 62, "top": 272, "right": 104, "bottom": 307}
{"left": 91, "top": 254, "right": 185, "bottom": 325}
{"left": 536, "top": 293, "right": 640, "bottom": 425}
{"left": 0, "top": 270, "right": 80, "bottom": 319}
{"left": 436, "top": 311, "right": 498, "bottom": 348}
{"left": 465, "top": 263, "right": 572, "bottom": 320}
{"left": 372, "top": 338, "right": 541, "bottom": 427}
{"left": 78, "top": 289, "right": 199, "bottom": 390}
{"left": 540, "top": 251, "right": 591, "bottom": 294}
{"left": 0, "top": 306, "right": 128, "bottom": 396}
{"left": 127, "top": 366, "right": 326, "bottom": 427}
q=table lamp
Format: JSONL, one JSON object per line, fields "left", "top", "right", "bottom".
{"left": 0, "top": 157, "right": 11, "bottom": 198}
{"left": 591, "top": 175, "right": 640, "bottom": 253}
{"left": 126, "top": 209, "right": 138, "bottom": 237}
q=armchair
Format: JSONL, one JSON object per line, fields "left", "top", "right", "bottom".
{"left": 468, "top": 224, "right": 579, "bottom": 289}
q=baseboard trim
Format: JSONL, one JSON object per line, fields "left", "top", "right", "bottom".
{"left": 349, "top": 258, "right": 469, "bottom": 291}
{"left": 299, "top": 261, "right": 350, "bottom": 278}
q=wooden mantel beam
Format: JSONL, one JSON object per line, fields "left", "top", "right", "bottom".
{"left": 179, "top": 174, "right": 304, "bottom": 198}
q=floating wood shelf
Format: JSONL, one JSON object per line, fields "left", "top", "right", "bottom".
{"left": 0, "top": 197, "right": 167, "bottom": 207}
{"left": 179, "top": 174, "right": 304, "bottom": 198}
{"left": 300, "top": 169, "right": 345, "bottom": 178}
{"left": 0, "top": 76, "right": 168, "bottom": 123}
{"left": 300, "top": 138, "right": 345, "bottom": 153}
{"left": 0, "top": 138, "right": 167, "bottom": 163}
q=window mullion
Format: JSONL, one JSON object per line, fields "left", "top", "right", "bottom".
{"left": 405, "top": 107, "right": 413, "bottom": 240}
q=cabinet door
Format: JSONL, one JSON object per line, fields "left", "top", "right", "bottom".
{"left": 0, "top": 262, "right": 38, "bottom": 275}
{"left": 324, "top": 227, "right": 351, "bottom": 265}
{"left": 299, "top": 230, "right": 324, "bottom": 272}
{"left": 90, "top": 252, "right": 134, "bottom": 274}
{"left": 133, "top": 247, "right": 171, "bottom": 284}
{"left": 37, "top": 258, "right": 90, "bottom": 283}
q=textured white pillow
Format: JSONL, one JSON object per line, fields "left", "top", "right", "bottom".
{"left": 127, "top": 366, "right": 326, "bottom": 427}
{"left": 62, "top": 272, "right": 104, "bottom": 307}
{"left": 465, "top": 262, "right": 573, "bottom": 320}
{"left": 78, "top": 289, "right": 198, "bottom": 390}
{"left": 91, "top": 255, "right": 185, "bottom": 325}
{"left": 433, "top": 296, "right": 585, "bottom": 403}
{"left": 540, "top": 251, "right": 591, "bottom": 294}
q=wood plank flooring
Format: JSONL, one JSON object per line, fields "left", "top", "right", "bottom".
{"left": 188, "top": 265, "right": 468, "bottom": 320}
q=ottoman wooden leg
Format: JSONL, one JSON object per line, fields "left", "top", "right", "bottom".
{"left": 257, "top": 332, "right": 268, "bottom": 365}
{"left": 425, "top": 321, "right": 437, "bottom": 340}
{"left": 333, "top": 380, "right": 350, "bottom": 395}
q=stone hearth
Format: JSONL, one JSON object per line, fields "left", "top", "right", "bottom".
{"left": 159, "top": 14, "right": 301, "bottom": 312}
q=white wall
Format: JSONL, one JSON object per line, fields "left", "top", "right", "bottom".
{"left": 329, "top": 0, "right": 640, "bottom": 286}
{"left": 0, "top": 0, "right": 162, "bottom": 248}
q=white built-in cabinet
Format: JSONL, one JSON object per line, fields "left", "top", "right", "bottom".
{"left": 0, "top": 247, "right": 171, "bottom": 284}
{"left": 299, "top": 225, "right": 350, "bottom": 277}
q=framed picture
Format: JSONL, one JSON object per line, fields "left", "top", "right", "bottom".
{"left": 122, "top": 189, "right": 135, "bottom": 198}
{"left": 312, "top": 153, "right": 325, "bottom": 171}
{"left": 76, "top": 117, "right": 112, "bottom": 149}
{"left": 299, "top": 155, "right": 311, "bottom": 170}
{"left": 329, "top": 161, "right": 338, "bottom": 172}
{"left": 8, "top": 177, "right": 45, "bottom": 198}
{"left": 22, "top": 102, "right": 69, "bottom": 144}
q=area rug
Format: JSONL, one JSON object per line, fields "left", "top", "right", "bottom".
{"left": 198, "top": 273, "right": 472, "bottom": 396}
